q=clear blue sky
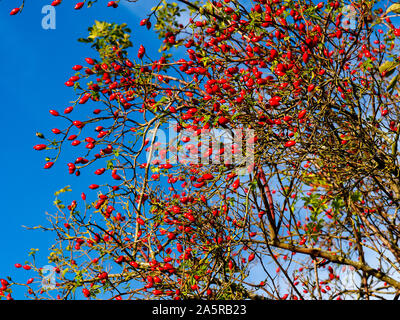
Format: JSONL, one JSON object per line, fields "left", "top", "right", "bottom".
{"left": 0, "top": 0, "right": 161, "bottom": 299}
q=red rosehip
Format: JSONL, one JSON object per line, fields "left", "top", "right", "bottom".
{"left": 74, "top": 2, "right": 84, "bottom": 10}
{"left": 218, "top": 116, "right": 229, "bottom": 125}
{"left": 64, "top": 106, "right": 74, "bottom": 114}
{"left": 232, "top": 179, "right": 240, "bottom": 190}
{"left": 10, "top": 8, "right": 20, "bottom": 15}
{"left": 44, "top": 162, "right": 54, "bottom": 169}
{"left": 85, "top": 57, "right": 94, "bottom": 65}
{"left": 285, "top": 140, "right": 296, "bottom": 148}
{"left": 167, "top": 232, "right": 176, "bottom": 240}
{"left": 107, "top": 1, "right": 118, "bottom": 8}
{"left": 153, "top": 289, "right": 163, "bottom": 296}
{"left": 298, "top": 109, "right": 307, "bottom": 119}
{"left": 82, "top": 288, "right": 90, "bottom": 297}
{"left": 138, "top": 45, "right": 145, "bottom": 59}
{"left": 33, "top": 144, "right": 47, "bottom": 151}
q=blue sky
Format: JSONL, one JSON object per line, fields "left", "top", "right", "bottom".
{"left": 0, "top": 0, "right": 162, "bottom": 299}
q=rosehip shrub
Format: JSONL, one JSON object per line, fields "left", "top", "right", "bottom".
{"left": 4, "top": 0, "right": 400, "bottom": 301}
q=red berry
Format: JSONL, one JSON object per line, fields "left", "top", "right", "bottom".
{"left": 44, "top": 162, "right": 54, "bottom": 169}
{"left": 73, "top": 120, "right": 84, "bottom": 128}
{"left": 112, "top": 169, "right": 122, "bottom": 180}
{"left": 138, "top": 45, "right": 145, "bottom": 59}
{"left": 202, "top": 173, "right": 214, "bottom": 180}
{"left": 82, "top": 288, "right": 90, "bottom": 297}
{"left": 167, "top": 232, "right": 176, "bottom": 240}
{"left": 232, "top": 179, "right": 240, "bottom": 190}
{"left": 269, "top": 96, "right": 281, "bottom": 107}
{"left": 298, "top": 109, "right": 307, "bottom": 119}
{"left": 71, "top": 140, "right": 81, "bottom": 146}
{"left": 153, "top": 289, "right": 163, "bottom": 296}
{"left": 10, "top": 8, "right": 20, "bottom": 15}
{"left": 79, "top": 93, "right": 91, "bottom": 104}
{"left": 284, "top": 140, "right": 296, "bottom": 148}
{"left": 303, "top": 52, "right": 310, "bottom": 63}
{"left": 64, "top": 106, "right": 74, "bottom": 114}
{"left": 107, "top": 1, "right": 118, "bottom": 8}
{"left": 74, "top": 2, "right": 84, "bottom": 10}
{"left": 33, "top": 144, "right": 47, "bottom": 151}
{"left": 218, "top": 116, "right": 229, "bottom": 125}
{"left": 125, "top": 59, "right": 133, "bottom": 67}
{"left": 85, "top": 57, "right": 95, "bottom": 65}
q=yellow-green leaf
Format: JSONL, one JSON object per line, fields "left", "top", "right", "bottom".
{"left": 386, "top": 3, "right": 400, "bottom": 14}
{"left": 379, "top": 60, "right": 399, "bottom": 77}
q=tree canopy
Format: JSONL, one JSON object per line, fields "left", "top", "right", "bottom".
{"left": 3, "top": 0, "right": 400, "bottom": 300}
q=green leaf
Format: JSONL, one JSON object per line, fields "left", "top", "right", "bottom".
{"left": 379, "top": 60, "right": 399, "bottom": 77}
{"left": 388, "top": 73, "right": 400, "bottom": 93}
{"left": 54, "top": 186, "right": 72, "bottom": 196}
{"left": 106, "top": 160, "right": 114, "bottom": 170}
{"left": 61, "top": 268, "right": 69, "bottom": 278}
{"left": 386, "top": 3, "right": 400, "bottom": 14}
{"left": 350, "top": 191, "right": 362, "bottom": 202}
{"left": 77, "top": 38, "right": 93, "bottom": 43}
{"left": 28, "top": 248, "right": 39, "bottom": 256}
